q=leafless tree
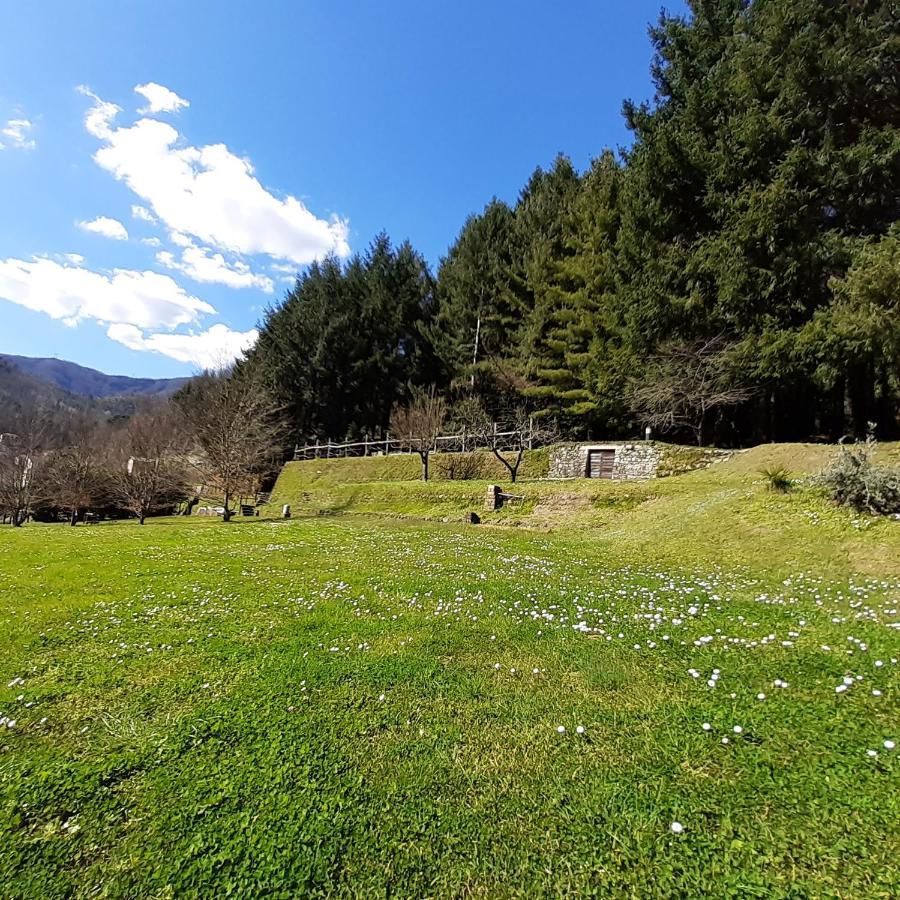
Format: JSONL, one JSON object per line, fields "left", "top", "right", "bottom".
{"left": 457, "top": 398, "right": 555, "bottom": 483}
{"left": 43, "top": 422, "right": 112, "bottom": 525}
{"left": 0, "top": 414, "right": 48, "bottom": 526}
{"left": 629, "top": 337, "right": 753, "bottom": 446}
{"left": 110, "top": 406, "right": 192, "bottom": 524}
{"left": 389, "top": 387, "right": 447, "bottom": 481}
{"left": 179, "top": 372, "right": 283, "bottom": 522}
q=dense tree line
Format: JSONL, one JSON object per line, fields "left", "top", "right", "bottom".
{"left": 243, "top": 0, "right": 898, "bottom": 448}
{"left": 243, "top": 235, "right": 438, "bottom": 444}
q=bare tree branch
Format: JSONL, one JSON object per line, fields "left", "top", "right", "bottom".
{"left": 0, "top": 412, "right": 48, "bottom": 526}
{"left": 389, "top": 387, "right": 447, "bottom": 481}
{"left": 109, "top": 407, "right": 192, "bottom": 524}
{"left": 42, "top": 420, "right": 112, "bottom": 525}
{"left": 629, "top": 337, "right": 752, "bottom": 445}
{"left": 456, "top": 398, "right": 556, "bottom": 483}
{"left": 178, "top": 372, "right": 284, "bottom": 521}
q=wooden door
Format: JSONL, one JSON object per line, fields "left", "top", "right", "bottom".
{"left": 588, "top": 449, "right": 615, "bottom": 479}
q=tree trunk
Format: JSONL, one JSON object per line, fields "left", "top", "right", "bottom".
{"left": 491, "top": 447, "right": 521, "bottom": 484}
{"left": 509, "top": 448, "right": 524, "bottom": 483}
{"left": 139, "top": 514, "right": 146, "bottom": 525}
{"left": 768, "top": 389, "right": 777, "bottom": 443}
{"left": 70, "top": 507, "right": 78, "bottom": 527}
{"left": 222, "top": 489, "right": 232, "bottom": 522}
{"left": 420, "top": 451, "right": 429, "bottom": 482}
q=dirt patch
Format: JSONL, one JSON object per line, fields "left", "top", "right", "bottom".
{"left": 528, "top": 493, "right": 592, "bottom": 526}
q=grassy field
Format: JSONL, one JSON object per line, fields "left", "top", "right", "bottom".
{"left": 1, "top": 445, "right": 899, "bottom": 897}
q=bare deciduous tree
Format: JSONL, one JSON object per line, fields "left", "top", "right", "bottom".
{"left": 111, "top": 407, "right": 192, "bottom": 524}
{"left": 457, "top": 398, "right": 555, "bottom": 483}
{"left": 629, "top": 337, "right": 752, "bottom": 446}
{"left": 389, "top": 387, "right": 447, "bottom": 481}
{"left": 180, "top": 372, "right": 283, "bottom": 522}
{"left": 0, "top": 414, "right": 47, "bottom": 526}
{"left": 43, "top": 423, "right": 111, "bottom": 525}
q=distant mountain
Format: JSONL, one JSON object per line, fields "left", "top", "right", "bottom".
{"left": 0, "top": 354, "right": 188, "bottom": 398}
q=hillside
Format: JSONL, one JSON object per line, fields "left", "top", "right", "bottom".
{"left": 0, "top": 358, "right": 89, "bottom": 433}
{"left": 0, "top": 357, "right": 181, "bottom": 435}
{"left": 0, "top": 354, "right": 188, "bottom": 398}
{"left": 266, "top": 443, "right": 900, "bottom": 578}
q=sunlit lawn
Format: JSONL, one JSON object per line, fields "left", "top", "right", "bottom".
{"left": 1, "top": 514, "right": 898, "bottom": 897}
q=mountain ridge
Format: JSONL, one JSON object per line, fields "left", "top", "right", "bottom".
{"left": 0, "top": 354, "right": 188, "bottom": 398}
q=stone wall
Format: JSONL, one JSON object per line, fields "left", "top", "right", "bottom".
{"left": 548, "top": 443, "right": 662, "bottom": 481}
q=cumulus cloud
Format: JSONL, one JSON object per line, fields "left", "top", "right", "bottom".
{"left": 134, "top": 82, "right": 189, "bottom": 115}
{"left": 156, "top": 242, "right": 275, "bottom": 293}
{"left": 107, "top": 322, "right": 257, "bottom": 368}
{"left": 131, "top": 204, "right": 157, "bottom": 223}
{"left": 78, "top": 216, "right": 129, "bottom": 240}
{"left": 0, "top": 255, "right": 213, "bottom": 329}
{"left": 79, "top": 85, "right": 349, "bottom": 265}
{"left": 0, "top": 117, "right": 36, "bottom": 150}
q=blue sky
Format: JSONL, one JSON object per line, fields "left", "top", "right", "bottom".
{"left": 0, "top": 0, "right": 687, "bottom": 378}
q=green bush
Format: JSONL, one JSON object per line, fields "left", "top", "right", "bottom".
{"left": 819, "top": 439, "right": 900, "bottom": 516}
{"left": 759, "top": 464, "right": 794, "bottom": 493}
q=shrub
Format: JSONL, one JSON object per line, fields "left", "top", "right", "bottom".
{"left": 435, "top": 452, "right": 486, "bottom": 481}
{"left": 818, "top": 439, "right": 900, "bottom": 516}
{"left": 759, "top": 465, "right": 794, "bottom": 493}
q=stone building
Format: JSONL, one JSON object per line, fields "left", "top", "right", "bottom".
{"left": 548, "top": 443, "right": 661, "bottom": 481}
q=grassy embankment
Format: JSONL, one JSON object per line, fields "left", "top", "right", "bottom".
{"left": 0, "top": 442, "right": 898, "bottom": 896}
{"left": 268, "top": 442, "right": 900, "bottom": 577}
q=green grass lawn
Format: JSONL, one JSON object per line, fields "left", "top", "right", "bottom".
{"left": 1, "top": 448, "right": 899, "bottom": 896}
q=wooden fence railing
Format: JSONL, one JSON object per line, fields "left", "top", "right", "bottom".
{"left": 293, "top": 426, "right": 533, "bottom": 460}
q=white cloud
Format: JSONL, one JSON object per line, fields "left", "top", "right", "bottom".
{"left": 169, "top": 230, "right": 193, "bottom": 248}
{"left": 107, "top": 322, "right": 257, "bottom": 368}
{"left": 76, "top": 85, "right": 119, "bottom": 140}
{"left": 0, "top": 256, "right": 214, "bottom": 329}
{"left": 131, "top": 204, "right": 157, "bottom": 223}
{"left": 142, "top": 236, "right": 162, "bottom": 247}
{"left": 79, "top": 86, "right": 349, "bottom": 265}
{"left": 134, "top": 82, "right": 189, "bottom": 115}
{"left": 0, "top": 118, "right": 35, "bottom": 150}
{"left": 78, "top": 216, "right": 129, "bottom": 240}
{"left": 156, "top": 242, "right": 275, "bottom": 293}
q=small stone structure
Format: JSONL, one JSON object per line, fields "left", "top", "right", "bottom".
{"left": 484, "top": 484, "right": 525, "bottom": 509}
{"left": 548, "top": 443, "right": 662, "bottom": 481}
